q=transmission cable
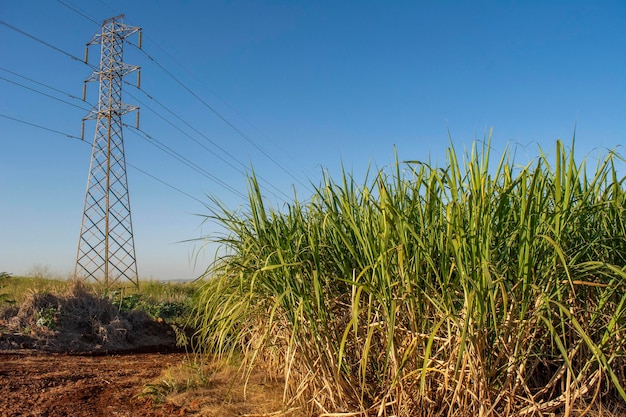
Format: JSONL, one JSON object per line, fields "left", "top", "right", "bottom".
{"left": 56, "top": 0, "right": 101, "bottom": 25}
{"left": 79, "top": 2, "right": 305, "bottom": 187}
{"left": 138, "top": 36, "right": 312, "bottom": 189}
{"left": 123, "top": 123, "right": 247, "bottom": 199}
{"left": 0, "top": 112, "right": 207, "bottom": 205}
{"left": 0, "top": 66, "right": 86, "bottom": 103}
{"left": 52, "top": 3, "right": 294, "bottom": 201}
{"left": 11, "top": 5, "right": 291, "bottom": 203}
{"left": 125, "top": 88, "right": 287, "bottom": 200}
{"left": 126, "top": 84, "right": 293, "bottom": 202}
{"left": 0, "top": 76, "right": 91, "bottom": 112}
{"left": 132, "top": 45, "right": 311, "bottom": 190}
{"left": 49, "top": 2, "right": 253, "bottom": 198}
{"left": 0, "top": 113, "right": 83, "bottom": 140}
{"left": 49, "top": 3, "right": 311, "bottom": 193}
{"left": 48, "top": 4, "right": 311, "bottom": 194}
{"left": 0, "top": 20, "right": 86, "bottom": 64}
{"left": 125, "top": 162, "right": 207, "bottom": 205}
{"left": 124, "top": 88, "right": 245, "bottom": 175}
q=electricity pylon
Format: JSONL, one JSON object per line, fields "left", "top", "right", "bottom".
{"left": 75, "top": 15, "right": 142, "bottom": 287}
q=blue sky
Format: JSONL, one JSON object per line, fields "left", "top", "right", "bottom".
{"left": 1, "top": 0, "right": 625, "bottom": 280}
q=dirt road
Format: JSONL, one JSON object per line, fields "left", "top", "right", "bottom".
{"left": 0, "top": 352, "right": 187, "bottom": 417}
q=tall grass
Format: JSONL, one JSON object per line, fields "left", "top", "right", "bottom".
{"left": 195, "top": 140, "right": 626, "bottom": 416}
{"left": 0, "top": 277, "right": 198, "bottom": 316}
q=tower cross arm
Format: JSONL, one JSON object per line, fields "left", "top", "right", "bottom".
{"left": 86, "top": 15, "right": 141, "bottom": 46}
{"left": 84, "top": 63, "right": 140, "bottom": 83}
{"left": 82, "top": 103, "right": 138, "bottom": 121}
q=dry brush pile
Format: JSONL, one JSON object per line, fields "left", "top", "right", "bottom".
{"left": 194, "top": 140, "right": 626, "bottom": 416}
{"left": 1, "top": 282, "right": 178, "bottom": 353}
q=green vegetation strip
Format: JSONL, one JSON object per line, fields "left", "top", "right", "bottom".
{"left": 1, "top": 276, "right": 198, "bottom": 324}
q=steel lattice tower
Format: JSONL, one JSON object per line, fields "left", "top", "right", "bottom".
{"left": 75, "top": 15, "right": 141, "bottom": 287}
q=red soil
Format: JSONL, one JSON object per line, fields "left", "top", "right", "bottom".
{"left": 0, "top": 352, "right": 187, "bottom": 417}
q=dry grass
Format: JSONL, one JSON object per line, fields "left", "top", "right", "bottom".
{"left": 143, "top": 355, "right": 305, "bottom": 417}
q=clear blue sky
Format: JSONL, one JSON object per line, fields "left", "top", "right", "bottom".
{"left": 1, "top": 0, "right": 625, "bottom": 280}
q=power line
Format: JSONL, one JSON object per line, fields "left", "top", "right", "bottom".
{"left": 0, "top": 76, "right": 91, "bottom": 111}
{"left": 138, "top": 34, "right": 312, "bottom": 189}
{"left": 0, "top": 112, "right": 207, "bottom": 206}
{"left": 5, "top": 8, "right": 301, "bottom": 204}
{"left": 123, "top": 123, "right": 247, "bottom": 199}
{"left": 52, "top": 3, "right": 292, "bottom": 202}
{"left": 49, "top": 3, "right": 311, "bottom": 194}
{"left": 0, "top": 20, "right": 86, "bottom": 64}
{"left": 4, "top": 8, "right": 252, "bottom": 203}
{"left": 94, "top": 0, "right": 119, "bottom": 16}
{"left": 124, "top": 87, "right": 246, "bottom": 175}
{"left": 0, "top": 66, "right": 85, "bottom": 102}
{"left": 36, "top": 6, "right": 220, "bottom": 206}
{"left": 52, "top": 3, "right": 251, "bottom": 195}
{"left": 125, "top": 162, "right": 207, "bottom": 206}
{"left": 113, "top": 12, "right": 312, "bottom": 191}
{"left": 126, "top": 84, "right": 294, "bottom": 202}
{"left": 0, "top": 113, "right": 82, "bottom": 140}
{"left": 56, "top": 0, "right": 100, "bottom": 25}
{"left": 132, "top": 45, "right": 312, "bottom": 191}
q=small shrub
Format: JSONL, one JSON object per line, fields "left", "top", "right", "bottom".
{"left": 35, "top": 307, "right": 58, "bottom": 329}
{"left": 107, "top": 290, "right": 143, "bottom": 311}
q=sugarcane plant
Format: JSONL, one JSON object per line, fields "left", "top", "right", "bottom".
{"left": 194, "top": 139, "right": 626, "bottom": 416}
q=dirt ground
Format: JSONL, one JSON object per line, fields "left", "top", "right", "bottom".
{"left": 0, "top": 352, "right": 191, "bottom": 417}
{"left": 0, "top": 350, "right": 296, "bottom": 417}
{"left": 0, "top": 285, "right": 298, "bottom": 417}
